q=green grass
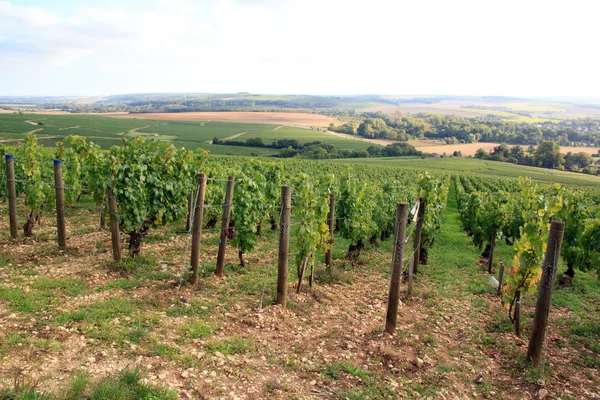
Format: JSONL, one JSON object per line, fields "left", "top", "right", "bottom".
{"left": 205, "top": 338, "right": 254, "bottom": 355}
{"left": 56, "top": 298, "right": 142, "bottom": 324}
{"left": 0, "top": 367, "right": 176, "bottom": 400}
{"left": 177, "top": 320, "right": 215, "bottom": 340}
{"left": 327, "top": 156, "right": 600, "bottom": 187}
{"left": 31, "top": 277, "right": 87, "bottom": 297}
{"left": 0, "top": 113, "right": 372, "bottom": 153}
{"left": 0, "top": 287, "right": 56, "bottom": 313}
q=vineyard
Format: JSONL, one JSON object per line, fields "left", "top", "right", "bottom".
{"left": 0, "top": 134, "right": 599, "bottom": 399}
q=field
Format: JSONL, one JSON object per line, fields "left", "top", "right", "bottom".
{"left": 328, "top": 156, "right": 600, "bottom": 187}
{"left": 409, "top": 142, "right": 600, "bottom": 157}
{"left": 106, "top": 112, "right": 340, "bottom": 128}
{"left": 3, "top": 111, "right": 600, "bottom": 159}
{"left": 377, "top": 97, "right": 600, "bottom": 122}
{"left": 0, "top": 113, "right": 372, "bottom": 155}
{"left": 0, "top": 159, "right": 598, "bottom": 399}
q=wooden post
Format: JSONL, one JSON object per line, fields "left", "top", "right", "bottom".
{"left": 107, "top": 187, "right": 121, "bottom": 263}
{"left": 53, "top": 160, "right": 67, "bottom": 250}
{"left": 189, "top": 173, "right": 207, "bottom": 286}
{"left": 385, "top": 202, "right": 408, "bottom": 334}
{"left": 215, "top": 176, "right": 235, "bottom": 278}
{"left": 276, "top": 186, "right": 291, "bottom": 308}
{"left": 5, "top": 154, "right": 18, "bottom": 239}
{"left": 412, "top": 199, "right": 425, "bottom": 274}
{"left": 325, "top": 194, "right": 335, "bottom": 273}
{"left": 497, "top": 262, "right": 505, "bottom": 296}
{"left": 526, "top": 220, "right": 565, "bottom": 367}
{"left": 515, "top": 290, "right": 521, "bottom": 336}
{"left": 487, "top": 227, "right": 497, "bottom": 274}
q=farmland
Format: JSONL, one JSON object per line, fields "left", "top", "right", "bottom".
{"left": 0, "top": 147, "right": 598, "bottom": 399}
{"left": 328, "top": 156, "right": 600, "bottom": 187}
{"left": 372, "top": 97, "right": 600, "bottom": 122}
{"left": 107, "top": 111, "right": 341, "bottom": 127}
{"left": 1, "top": 110, "right": 600, "bottom": 399}
{"left": 0, "top": 113, "right": 371, "bottom": 155}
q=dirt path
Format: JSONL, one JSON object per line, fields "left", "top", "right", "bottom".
{"left": 223, "top": 131, "right": 248, "bottom": 141}
{"left": 323, "top": 130, "right": 398, "bottom": 146}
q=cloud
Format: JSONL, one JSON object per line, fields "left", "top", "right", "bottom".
{"left": 0, "top": 0, "right": 599, "bottom": 96}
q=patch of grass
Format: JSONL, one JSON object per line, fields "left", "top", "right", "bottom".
{"left": 0, "top": 287, "right": 55, "bottom": 313}
{"left": 553, "top": 272, "right": 600, "bottom": 314}
{"left": 0, "top": 256, "right": 13, "bottom": 267}
{"left": 482, "top": 335, "right": 498, "bottom": 346}
{"left": 178, "top": 320, "right": 215, "bottom": 340}
{"left": 149, "top": 343, "right": 181, "bottom": 359}
{"left": 486, "top": 318, "right": 514, "bottom": 334}
{"left": 109, "top": 254, "right": 157, "bottom": 273}
{"left": 32, "top": 277, "right": 87, "bottom": 297}
{"left": 468, "top": 278, "right": 490, "bottom": 295}
{"left": 338, "top": 382, "right": 397, "bottom": 400}
{"left": 60, "top": 367, "right": 177, "bottom": 400}
{"left": 165, "top": 299, "right": 212, "bottom": 317}
{"left": 324, "top": 362, "right": 371, "bottom": 383}
{"left": 56, "top": 298, "right": 141, "bottom": 324}
{"left": 423, "top": 333, "right": 436, "bottom": 347}
{"left": 206, "top": 338, "right": 254, "bottom": 355}
{"left": 62, "top": 372, "right": 88, "bottom": 400}
{"left": 0, "top": 374, "right": 52, "bottom": 400}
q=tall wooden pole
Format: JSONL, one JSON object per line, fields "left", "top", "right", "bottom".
{"left": 325, "top": 194, "right": 335, "bottom": 273}
{"left": 412, "top": 199, "right": 425, "bottom": 274}
{"left": 107, "top": 187, "right": 121, "bottom": 263}
{"left": 53, "top": 160, "right": 67, "bottom": 250}
{"left": 385, "top": 202, "right": 408, "bottom": 334}
{"left": 5, "top": 154, "right": 18, "bottom": 239}
{"left": 276, "top": 186, "right": 291, "bottom": 308}
{"left": 526, "top": 220, "right": 565, "bottom": 367}
{"left": 215, "top": 176, "right": 235, "bottom": 278}
{"left": 189, "top": 173, "right": 207, "bottom": 286}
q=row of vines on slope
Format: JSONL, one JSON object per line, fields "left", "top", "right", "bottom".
{"left": 2, "top": 135, "right": 450, "bottom": 275}
{"left": 454, "top": 174, "right": 600, "bottom": 321}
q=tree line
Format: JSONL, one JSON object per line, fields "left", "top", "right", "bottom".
{"left": 211, "top": 137, "right": 424, "bottom": 159}
{"left": 475, "top": 141, "right": 600, "bottom": 175}
{"left": 329, "top": 112, "right": 600, "bottom": 147}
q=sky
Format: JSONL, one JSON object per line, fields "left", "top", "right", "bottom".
{"left": 0, "top": 0, "right": 599, "bottom": 98}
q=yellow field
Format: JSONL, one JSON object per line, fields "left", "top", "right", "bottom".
{"left": 412, "top": 142, "right": 600, "bottom": 157}
{"left": 106, "top": 111, "right": 340, "bottom": 127}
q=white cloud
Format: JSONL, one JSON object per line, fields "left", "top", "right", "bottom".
{"left": 0, "top": 0, "right": 599, "bottom": 96}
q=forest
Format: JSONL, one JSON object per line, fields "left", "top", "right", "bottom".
{"left": 329, "top": 112, "right": 600, "bottom": 146}
{"left": 474, "top": 141, "right": 600, "bottom": 175}
{"left": 211, "top": 137, "right": 423, "bottom": 159}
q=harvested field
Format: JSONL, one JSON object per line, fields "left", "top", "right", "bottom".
{"left": 105, "top": 112, "right": 341, "bottom": 128}
{"left": 414, "top": 143, "right": 512, "bottom": 156}
{"left": 413, "top": 143, "right": 600, "bottom": 157}
{"left": 560, "top": 146, "right": 600, "bottom": 155}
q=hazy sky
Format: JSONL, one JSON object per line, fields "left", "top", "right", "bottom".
{"left": 1, "top": 0, "right": 599, "bottom": 97}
